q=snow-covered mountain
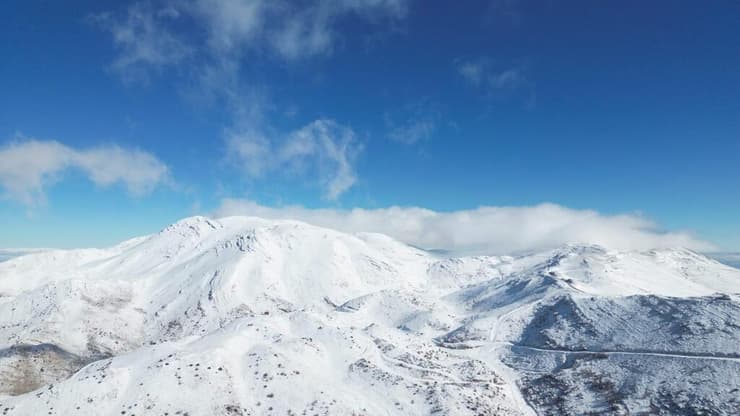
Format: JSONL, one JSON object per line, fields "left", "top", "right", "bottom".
{"left": 0, "top": 216, "right": 738, "bottom": 415}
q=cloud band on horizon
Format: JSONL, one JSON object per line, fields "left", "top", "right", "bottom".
{"left": 214, "top": 199, "right": 714, "bottom": 254}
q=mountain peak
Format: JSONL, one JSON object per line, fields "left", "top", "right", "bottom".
{"left": 159, "top": 215, "right": 222, "bottom": 235}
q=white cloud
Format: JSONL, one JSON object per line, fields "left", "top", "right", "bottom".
{"left": 385, "top": 100, "right": 440, "bottom": 145}
{"left": 213, "top": 199, "right": 715, "bottom": 254}
{"left": 458, "top": 61, "right": 485, "bottom": 85}
{"left": 489, "top": 68, "right": 527, "bottom": 89}
{"left": 225, "top": 129, "right": 272, "bottom": 177}
{"left": 388, "top": 119, "right": 436, "bottom": 145}
{"left": 74, "top": 145, "right": 170, "bottom": 195}
{"left": 456, "top": 58, "right": 534, "bottom": 105}
{"left": 96, "top": 0, "right": 404, "bottom": 199}
{"left": 268, "top": 4, "right": 335, "bottom": 60}
{"left": 97, "top": 0, "right": 410, "bottom": 81}
{"left": 95, "top": 0, "right": 409, "bottom": 113}
{"left": 226, "top": 119, "right": 360, "bottom": 199}
{"left": 190, "top": 0, "right": 267, "bottom": 54}
{"left": 93, "top": 3, "right": 192, "bottom": 83}
{"left": 176, "top": 0, "right": 408, "bottom": 104}
{"left": 0, "top": 139, "right": 170, "bottom": 205}
{"left": 191, "top": 0, "right": 408, "bottom": 60}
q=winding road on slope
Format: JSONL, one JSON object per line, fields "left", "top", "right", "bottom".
{"left": 493, "top": 342, "right": 740, "bottom": 362}
{"left": 497, "top": 341, "right": 740, "bottom": 362}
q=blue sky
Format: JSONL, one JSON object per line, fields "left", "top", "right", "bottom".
{"left": 1, "top": 0, "right": 739, "bottom": 252}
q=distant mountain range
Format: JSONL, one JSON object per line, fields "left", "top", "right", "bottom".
{"left": 0, "top": 216, "right": 738, "bottom": 415}
{"left": 707, "top": 252, "right": 740, "bottom": 269}
{"left": 0, "top": 249, "right": 49, "bottom": 263}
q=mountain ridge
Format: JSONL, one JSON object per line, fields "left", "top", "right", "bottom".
{"left": 0, "top": 216, "right": 738, "bottom": 415}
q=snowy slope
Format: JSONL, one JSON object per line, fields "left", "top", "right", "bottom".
{"left": 0, "top": 216, "right": 738, "bottom": 415}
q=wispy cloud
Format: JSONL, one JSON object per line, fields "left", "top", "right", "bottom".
{"left": 92, "top": 3, "right": 192, "bottom": 84}
{"left": 95, "top": 0, "right": 409, "bottom": 82}
{"left": 0, "top": 139, "right": 170, "bottom": 205}
{"left": 95, "top": 0, "right": 408, "bottom": 199}
{"left": 214, "top": 199, "right": 715, "bottom": 254}
{"left": 385, "top": 100, "right": 440, "bottom": 145}
{"left": 388, "top": 119, "right": 436, "bottom": 145}
{"left": 456, "top": 58, "right": 535, "bottom": 107}
{"left": 457, "top": 61, "right": 486, "bottom": 86}
{"left": 226, "top": 119, "right": 361, "bottom": 199}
